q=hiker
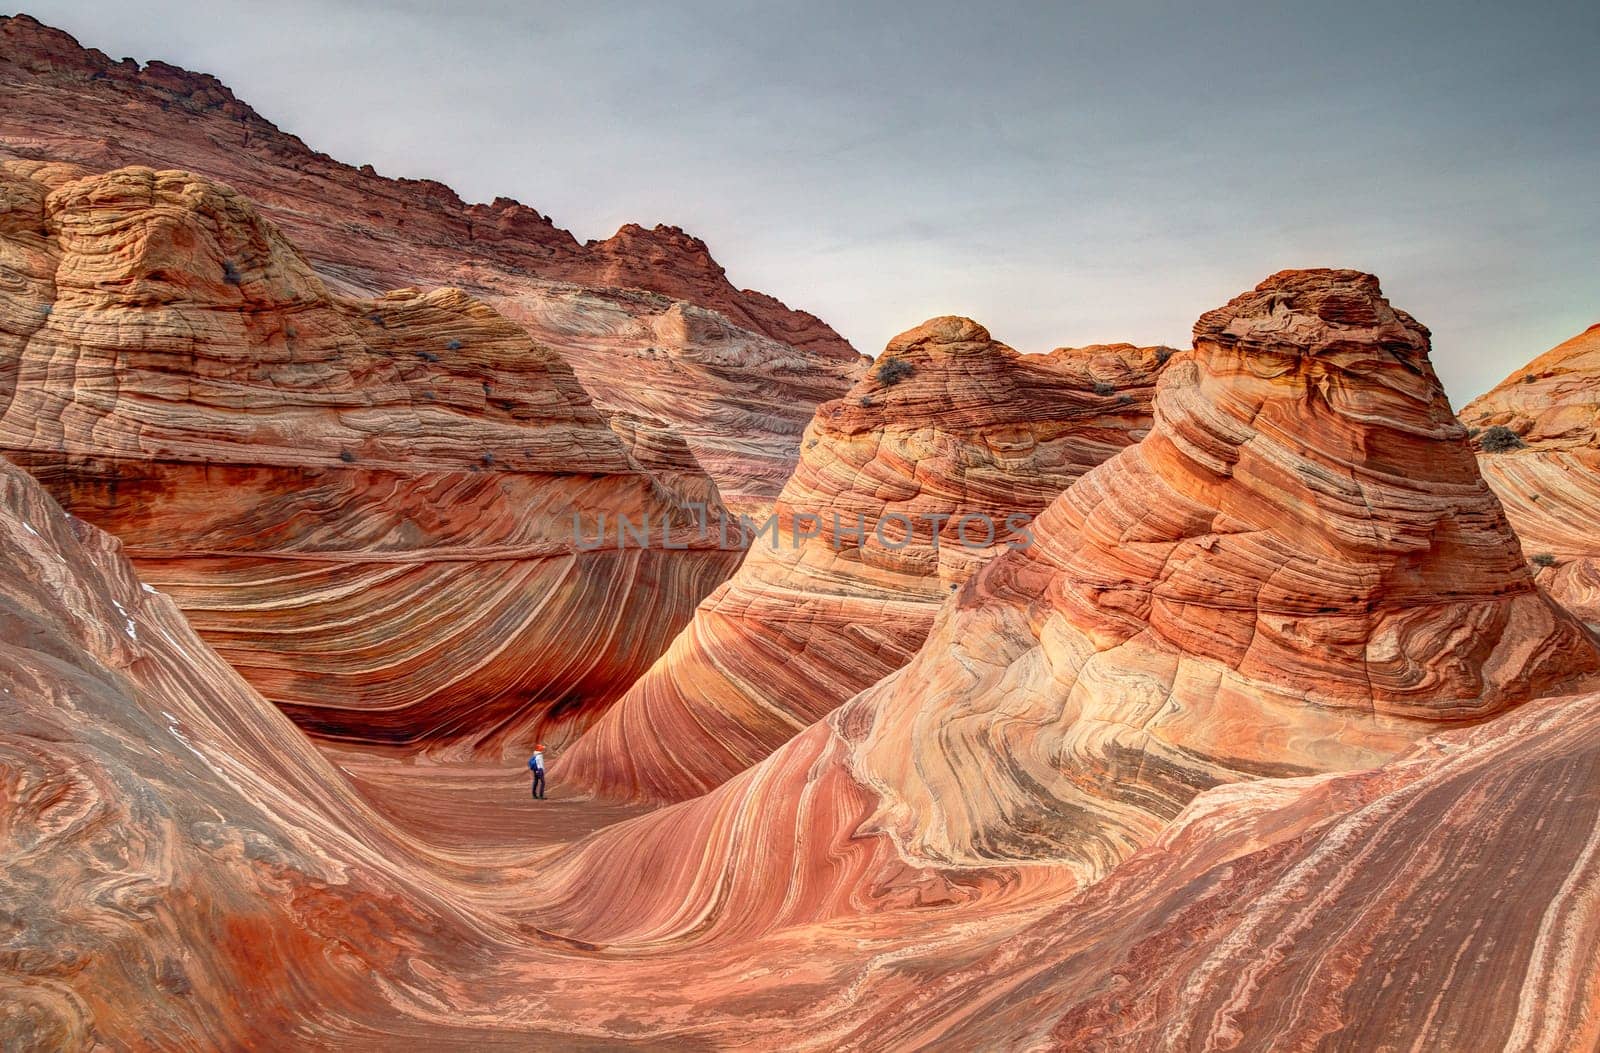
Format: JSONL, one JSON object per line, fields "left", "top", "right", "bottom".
{"left": 529, "top": 745, "right": 546, "bottom": 800}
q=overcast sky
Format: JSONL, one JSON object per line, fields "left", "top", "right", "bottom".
{"left": 17, "top": 1, "right": 1599, "bottom": 404}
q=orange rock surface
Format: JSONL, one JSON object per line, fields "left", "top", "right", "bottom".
{"left": 533, "top": 270, "right": 1600, "bottom": 952}
{"left": 6, "top": 266, "right": 1600, "bottom": 1047}
{"left": 821, "top": 688, "right": 1600, "bottom": 1050}
{"left": 1462, "top": 323, "right": 1600, "bottom": 627}
{"left": 0, "top": 163, "right": 740, "bottom": 754}
{"left": 0, "top": 454, "right": 486, "bottom": 1046}
{"left": 6, "top": 15, "right": 1600, "bottom": 1046}
{"left": 559, "top": 317, "right": 1171, "bottom": 802}
{"left": 0, "top": 13, "right": 865, "bottom": 518}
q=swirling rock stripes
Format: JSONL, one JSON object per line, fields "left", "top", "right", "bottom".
{"left": 848, "top": 271, "right": 1600, "bottom": 883}
{"left": 536, "top": 271, "right": 1600, "bottom": 958}
{"left": 0, "top": 14, "right": 866, "bottom": 519}
{"left": 1464, "top": 323, "right": 1600, "bottom": 626}
{"left": 7, "top": 438, "right": 1600, "bottom": 1048}
{"left": 559, "top": 317, "right": 1171, "bottom": 802}
{"left": 0, "top": 455, "right": 504, "bottom": 1047}
{"left": 821, "top": 690, "right": 1600, "bottom": 1051}
{"left": 0, "top": 164, "right": 741, "bottom": 754}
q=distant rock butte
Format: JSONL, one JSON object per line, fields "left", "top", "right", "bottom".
{"left": 559, "top": 316, "right": 1172, "bottom": 802}
{"left": 0, "top": 12, "right": 865, "bottom": 516}
{"left": 1463, "top": 323, "right": 1600, "bottom": 626}
{"left": 530, "top": 270, "right": 1600, "bottom": 949}
{"left": 0, "top": 163, "right": 741, "bottom": 754}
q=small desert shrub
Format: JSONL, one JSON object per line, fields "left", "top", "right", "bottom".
{"left": 1479, "top": 425, "right": 1526, "bottom": 453}
{"left": 1092, "top": 380, "right": 1117, "bottom": 396}
{"left": 339, "top": 449, "right": 356, "bottom": 464}
{"left": 1523, "top": 374, "right": 1537, "bottom": 384}
{"left": 1531, "top": 553, "right": 1557, "bottom": 568}
{"left": 1466, "top": 427, "right": 1482, "bottom": 439}
{"left": 416, "top": 350, "right": 440, "bottom": 363}
{"left": 482, "top": 452, "right": 495, "bottom": 466}
{"left": 1154, "top": 348, "right": 1174, "bottom": 367}
{"left": 221, "top": 259, "right": 242, "bottom": 285}
{"left": 859, "top": 396, "right": 874, "bottom": 408}
{"left": 875, "top": 356, "right": 915, "bottom": 386}
{"left": 446, "top": 340, "right": 463, "bottom": 351}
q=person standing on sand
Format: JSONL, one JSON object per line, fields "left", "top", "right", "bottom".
{"left": 529, "top": 745, "right": 547, "bottom": 799}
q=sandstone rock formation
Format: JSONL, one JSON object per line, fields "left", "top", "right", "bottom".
{"left": 848, "top": 270, "right": 1600, "bottom": 880}
{"left": 532, "top": 270, "right": 1600, "bottom": 951}
{"left": 560, "top": 317, "right": 1171, "bottom": 801}
{"left": 0, "top": 13, "right": 866, "bottom": 516}
{"left": 824, "top": 688, "right": 1600, "bottom": 1051}
{"left": 0, "top": 163, "right": 740, "bottom": 754}
{"left": 0, "top": 455, "right": 482, "bottom": 1047}
{"left": 1463, "top": 323, "right": 1600, "bottom": 627}
{"left": 6, "top": 269, "right": 1600, "bottom": 1049}
{"left": 496, "top": 288, "right": 859, "bottom": 518}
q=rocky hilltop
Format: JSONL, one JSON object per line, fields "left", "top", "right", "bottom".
{"left": 0, "top": 12, "right": 865, "bottom": 516}
{"left": 1463, "top": 323, "right": 1600, "bottom": 626}
{"left": 560, "top": 317, "right": 1172, "bottom": 802}
{"left": 0, "top": 162, "right": 740, "bottom": 754}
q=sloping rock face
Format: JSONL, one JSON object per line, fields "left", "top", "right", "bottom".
{"left": 8, "top": 441, "right": 1600, "bottom": 1050}
{"left": 1462, "top": 323, "right": 1600, "bottom": 626}
{"left": 605, "top": 410, "right": 727, "bottom": 514}
{"left": 558, "top": 317, "right": 1171, "bottom": 802}
{"left": 0, "top": 456, "right": 490, "bottom": 1048}
{"left": 0, "top": 13, "right": 866, "bottom": 517}
{"left": 0, "top": 163, "right": 740, "bottom": 754}
{"left": 531, "top": 270, "right": 1600, "bottom": 948}
{"left": 826, "top": 689, "right": 1600, "bottom": 1051}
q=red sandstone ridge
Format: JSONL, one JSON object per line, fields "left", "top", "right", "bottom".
{"left": 0, "top": 13, "right": 865, "bottom": 516}
{"left": 559, "top": 317, "right": 1172, "bottom": 802}
{"left": 0, "top": 13, "right": 850, "bottom": 357}
{"left": 1462, "top": 323, "right": 1600, "bottom": 627}
{"left": 530, "top": 270, "right": 1600, "bottom": 952}
{"left": 0, "top": 162, "right": 741, "bottom": 754}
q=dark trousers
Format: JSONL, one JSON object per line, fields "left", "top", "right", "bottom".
{"left": 531, "top": 769, "right": 546, "bottom": 799}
